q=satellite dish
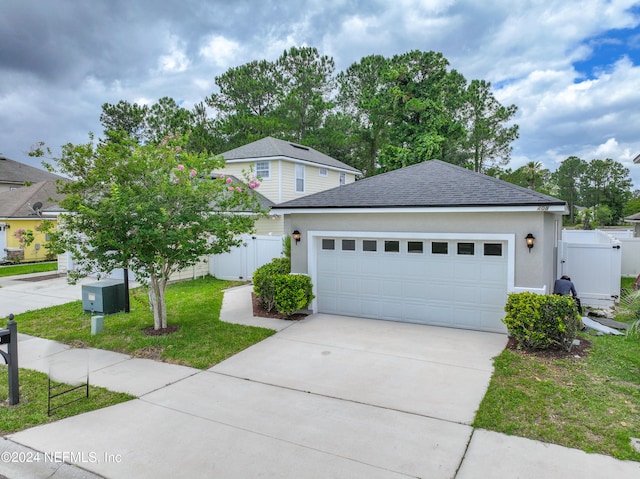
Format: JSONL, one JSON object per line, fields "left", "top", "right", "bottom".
{"left": 31, "top": 202, "right": 43, "bottom": 216}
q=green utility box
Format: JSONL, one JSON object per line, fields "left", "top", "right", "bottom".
{"left": 82, "top": 280, "right": 125, "bottom": 314}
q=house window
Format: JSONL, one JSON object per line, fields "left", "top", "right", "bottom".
{"left": 322, "top": 239, "right": 335, "bottom": 250}
{"left": 432, "top": 242, "right": 448, "bottom": 254}
{"left": 255, "top": 161, "right": 270, "bottom": 180}
{"left": 484, "top": 243, "right": 503, "bottom": 256}
{"left": 319, "top": 168, "right": 328, "bottom": 177}
{"left": 384, "top": 240, "right": 400, "bottom": 253}
{"left": 342, "top": 239, "right": 356, "bottom": 251}
{"left": 363, "top": 240, "right": 377, "bottom": 252}
{"left": 407, "top": 241, "right": 424, "bottom": 253}
{"left": 295, "top": 164, "right": 305, "bottom": 193}
{"left": 457, "top": 242, "right": 475, "bottom": 255}
{"left": 339, "top": 172, "right": 346, "bottom": 185}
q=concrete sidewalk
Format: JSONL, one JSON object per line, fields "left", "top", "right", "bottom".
{"left": 0, "top": 281, "right": 638, "bottom": 478}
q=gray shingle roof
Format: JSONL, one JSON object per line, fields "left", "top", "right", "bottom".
{"left": 273, "top": 160, "right": 566, "bottom": 209}
{"left": 0, "top": 181, "right": 65, "bottom": 217}
{"left": 210, "top": 174, "right": 275, "bottom": 211}
{"left": 220, "top": 137, "right": 361, "bottom": 174}
{"left": 0, "top": 156, "right": 66, "bottom": 185}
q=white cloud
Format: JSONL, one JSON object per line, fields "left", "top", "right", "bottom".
{"left": 199, "top": 35, "right": 242, "bottom": 68}
{"left": 157, "top": 35, "right": 190, "bottom": 73}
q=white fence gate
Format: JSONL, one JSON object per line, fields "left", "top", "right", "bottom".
{"left": 210, "top": 235, "right": 284, "bottom": 281}
{"left": 618, "top": 238, "right": 640, "bottom": 278}
{"left": 558, "top": 229, "right": 622, "bottom": 307}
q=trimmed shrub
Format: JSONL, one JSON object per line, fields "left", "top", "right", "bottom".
{"left": 252, "top": 257, "right": 290, "bottom": 311}
{"left": 503, "top": 292, "right": 580, "bottom": 350}
{"left": 273, "top": 274, "right": 315, "bottom": 317}
{"left": 253, "top": 258, "right": 291, "bottom": 311}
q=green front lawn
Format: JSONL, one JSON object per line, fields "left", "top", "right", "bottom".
{"left": 0, "top": 366, "right": 133, "bottom": 435}
{"left": 14, "top": 277, "right": 275, "bottom": 369}
{"left": 0, "top": 261, "right": 58, "bottom": 277}
{"left": 475, "top": 334, "right": 640, "bottom": 462}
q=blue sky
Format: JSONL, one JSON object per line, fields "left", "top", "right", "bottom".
{"left": 1, "top": 0, "right": 640, "bottom": 187}
{"left": 574, "top": 22, "right": 640, "bottom": 79}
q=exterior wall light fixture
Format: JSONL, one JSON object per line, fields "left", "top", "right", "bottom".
{"left": 292, "top": 230, "right": 301, "bottom": 244}
{"left": 525, "top": 233, "right": 535, "bottom": 252}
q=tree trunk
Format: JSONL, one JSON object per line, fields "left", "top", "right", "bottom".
{"left": 149, "top": 273, "right": 168, "bottom": 330}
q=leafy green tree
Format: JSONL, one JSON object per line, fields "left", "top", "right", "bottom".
{"left": 336, "top": 54, "right": 390, "bottom": 176}
{"left": 523, "top": 161, "right": 546, "bottom": 190}
{"left": 550, "top": 156, "right": 587, "bottom": 223}
{"left": 100, "top": 98, "right": 213, "bottom": 153}
{"left": 461, "top": 80, "right": 519, "bottom": 173}
{"left": 594, "top": 204, "right": 614, "bottom": 226}
{"left": 143, "top": 97, "right": 194, "bottom": 145}
{"left": 207, "top": 59, "right": 286, "bottom": 149}
{"left": 622, "top": 197, "right": 640, "bottom": 218}
{"left": 498, "top": 162, "right": 551, "bottom": 193}
{"left": 582, "top": 159, "right": 632, "bottom": 221}
{"left": 100, "top": 100, "right": 148, "bottom": 142}
{"left": 276, "top": 46, "right": 335, "bottom": 142}
{"left": 43, "top": 132, "right": 264, "bottom": 330}
{"left": 377, "top": 50, "right": 467, "bottom": 172}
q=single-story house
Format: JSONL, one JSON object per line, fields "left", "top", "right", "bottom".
{"left": 273, "top": 160, "right": 568, "bottom": 334}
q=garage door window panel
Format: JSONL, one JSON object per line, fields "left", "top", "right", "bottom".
{"left": 322, "top": 239, "right": 335, "bottom": 250}
{"left": 432, "top": 242, "right": 448, "bottom": 254}
{"left": 483, "top": 243, "right": 503, "bottom": 256}
{"left": 342, "top": 239, "right": 356, "bottom": 251}
{"left": 457, "top": 242, "right": 475, "bottom": 255}
{"left": 407, "top": 241, "right": 424, "bottom": 254}
{"left": 363, "top": 240, "right": 377, "bottom": 252}
{"left": 384, "top": 240, "right": 400, "bottom": 253}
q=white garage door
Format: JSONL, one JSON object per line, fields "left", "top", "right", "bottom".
{"left": 316, "top": 237, "right": 508, "bottom": 333}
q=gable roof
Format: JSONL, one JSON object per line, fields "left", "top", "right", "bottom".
{"left": 0, "top": 181, "right": 65, "bottom": 217}
{"left": 220, "top": 137, "right": 361, "bottom": 174}
{"left": 0, "top": 156, "right": 66, "bottom": 185}
{"left": 273, "top": 160, "right": 566, "bottom": 210}
{"left": 211, "top": 174, "right": 275, "bottom": 212}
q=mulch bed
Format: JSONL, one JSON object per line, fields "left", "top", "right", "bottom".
{"left": 142, "top": 324, "right": 180, "bottom": 336}
{"left": 251, "top": 293, "right": 308, "bottom": 321}
{"left": 505, "top": 335, "right": 592, "bottom": 359}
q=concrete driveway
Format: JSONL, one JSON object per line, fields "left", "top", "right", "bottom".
{"left": 10, "top": 314, "right": 506, "bottom": 479}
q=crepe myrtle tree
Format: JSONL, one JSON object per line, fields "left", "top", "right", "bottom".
{"left": 39, "top": 132, "right": 264, "bottom": 330}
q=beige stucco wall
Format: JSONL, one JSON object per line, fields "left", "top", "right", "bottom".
{"left": 285, "top": 210, "right": 562, "bottom": 291}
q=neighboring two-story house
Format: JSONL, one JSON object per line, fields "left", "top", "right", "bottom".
{"left": 210, "top": 136, "right": 361, "bottom": 279}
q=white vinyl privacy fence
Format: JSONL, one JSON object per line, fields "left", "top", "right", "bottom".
{"left": 210, "top": 235, "right": 284, "bottom": 281}
{"left": 558, "top": 229, "right": 621, "bottom": 308}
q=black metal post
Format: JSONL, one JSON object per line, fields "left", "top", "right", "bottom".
{"left": 7, "top": 314, "right": 19, "bottom": 405}
{"left": 123, "top": 267, "right": 130, "bottom": 313}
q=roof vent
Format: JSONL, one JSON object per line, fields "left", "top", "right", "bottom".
{"left": 290, "top": 144, "right": 309, "bottom": 151}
